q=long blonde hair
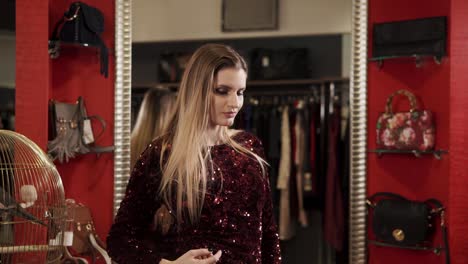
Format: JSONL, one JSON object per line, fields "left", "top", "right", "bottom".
{"left": 130, "top": 89, "right": 175, "bottom": 168}
{"left": 157, "top": 44, "right": 267, "bottom": 228}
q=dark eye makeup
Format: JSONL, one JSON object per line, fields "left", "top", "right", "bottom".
{"left": 214, "top": 88, "right": 229, "bottom": 95}
{"left": 214, "top": 86, "right": 246, "bottom": 96}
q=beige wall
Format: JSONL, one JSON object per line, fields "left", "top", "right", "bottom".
{"left": 0, "top": 32, "right": 15, "bottom": 88}
{"left": 133, "top": 0, "right": 352, "bottom": 42}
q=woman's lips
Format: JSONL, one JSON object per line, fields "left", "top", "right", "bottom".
{"left": 223, "top": 112, "right": 236, "bottom": 118}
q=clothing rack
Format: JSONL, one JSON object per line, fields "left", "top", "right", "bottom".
{"left": 237, "top": 79, "right": 350, "bottom": 252}
{"left": 239, "top": 79, "right": 349, "bottom": 201}
{"left": 244, "top": 79, "right": 349, "bottom": 172}
{"left": 246, "top": 77, "right": 347, "bottom": 92}
{"left": 244, "top": 79, "right": 348, "bottom": 106}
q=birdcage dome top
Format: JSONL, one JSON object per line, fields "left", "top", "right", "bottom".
{"left": 0, "top": 130, "right": 66, "bottom": 262}
{"left": 0, "top": 130, "right": 58, "bottom": 170}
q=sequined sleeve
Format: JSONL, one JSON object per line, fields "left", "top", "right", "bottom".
{"left": 107, "top": 143, "right": 163, "bottom": 264}
{"left": 251, "top": 136, "right": 282, "bottom": 263}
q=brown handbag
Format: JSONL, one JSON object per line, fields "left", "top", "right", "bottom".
{"left": 60, "top": 246, "right": 89, "bottom": 264}
{"left": 376, "top": 90, "right": 435, "bottom": 151}
{"left": 65, "top": 201, "right": 111, "bottom": 264}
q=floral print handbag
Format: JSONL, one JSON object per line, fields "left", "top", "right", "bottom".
{"left": 376, "top": 90, "right": 435, "bottom": 151}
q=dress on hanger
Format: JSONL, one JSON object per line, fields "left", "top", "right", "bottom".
{"left": 277, "top": 106, "right": 294, "bottom": 240}
{"left": 323, "top": 107, "right": 345, "bottom": 251}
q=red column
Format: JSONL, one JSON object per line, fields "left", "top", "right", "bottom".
{"left": 15, "top": 0, "right": 50, "bottom": 148}
{"left": 448, "top": 0, "right": 468, "bottom": 262}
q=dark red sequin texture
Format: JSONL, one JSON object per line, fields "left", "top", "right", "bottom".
{"left": 107, "top": 132, "right": 281, "bottom": 263}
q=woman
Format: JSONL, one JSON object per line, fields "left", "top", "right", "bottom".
{"left": 131, "top": 89, "right": 176, "bottom": 168}
{"left": 107, "top": 44, "right": 281, "bottom": 264}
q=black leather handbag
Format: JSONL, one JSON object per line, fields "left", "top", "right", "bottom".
{"left": 373, "top": 16, "right": 447, "bottom": 59}
{"left": 367, "top": 192, "right": 450, "bottom": 264}
{"left": 249, "top": 48, "right": 309, "bottom": 80}
{"left": 50, "top": 2, "right": 109, "bottom": 78}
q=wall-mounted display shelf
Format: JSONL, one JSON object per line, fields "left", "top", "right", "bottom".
{"left": 369, "top": 149, "right": 448, "bottom": 160}
{"left": 369, "top": 54, "right": 443, "bottom": 68}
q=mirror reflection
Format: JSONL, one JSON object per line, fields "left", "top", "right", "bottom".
{"left": 123, "top": 1, "right": 352, "bottom": 263}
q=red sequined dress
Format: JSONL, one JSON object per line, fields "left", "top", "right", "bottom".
{"left": 107, "top": 131, "right": 281, "bottom": 264}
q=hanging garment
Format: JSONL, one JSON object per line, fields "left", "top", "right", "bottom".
{"left": 294, "top": 108, "right": 308, "bottom": 227}
{"left": 233, "top": 105, "right": 246, "bottom": 130}
{"left": 251, "top": 106, "right": 260, "bottom": 136}
{"left": 309, "top": 102, "right": 319, "bottom": 196}
{"left": 336, "top": 114, "right": 351, "bottom": 263}
{"left": 268, "top": 107, "right": 282, "bottom": 160}
{"left": 244, "top": 105, "right": 253, "bottom": 132}
{"left": 304, "top": 102, "right": 320, "bottom": 211}
{"left": 277, "top": 106, "right": 291, "bottom": 189}
{"left": 323, "top": 107, "right": 345, "bottom": 251}
{"left": 268, "top": 107, "right": 282, "bottom": 210}
{"left": 288, "top": 110, "right": 299, "bottom": 225}
{"left": 277, "top": 106, "right": 295, "bottom": 240}
{"left": 256, "top": 106, "right": 270, "bottom": 155}
{"left": 302, "top": 106, "right": 312, "bottom": 193}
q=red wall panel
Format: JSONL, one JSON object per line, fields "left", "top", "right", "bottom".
{"left": 15, "top": 0, "right": 50, "bottom": 148}
{"left": 48, "top": 0, "right": 115, "bottom": 242}
{"left": 367, "top": 0, "right": 451, "bottom": 263}
{"left": 17, "top": 0, "right": 115, "bottom": 247}
{"left": 14, "top": 0, "right": 51, "bottom": 256}
{"left": 448, "top": 0, "right": 468, "bottom": 263}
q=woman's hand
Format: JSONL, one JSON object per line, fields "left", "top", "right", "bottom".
{"left": 160, "top": 249, "right": 222, "bottom": 264}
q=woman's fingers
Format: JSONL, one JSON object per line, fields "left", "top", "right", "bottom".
{"left": 213, "top": 250, "right": 222, "bottom": 261}
{"left": 188, "top": 248, "right": 211, "bottom": 257}
{"left": 183, "top": 248, "right": 222, "bottom": 263}
{"left": 192, "top": 249, "right": 222, "bottom": 263}
{"left": 198, "top": 254, "right": 219, "bottom": 264}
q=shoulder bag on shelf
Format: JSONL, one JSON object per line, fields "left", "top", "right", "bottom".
{"left": 367, "top": 192, "right": 450, "bottom": 264}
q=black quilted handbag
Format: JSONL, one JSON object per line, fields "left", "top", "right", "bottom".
{"left": 367, "top": 192, "right": 450, "bottom": 264}
{"left": 49, "top": 2, "right": 109, "bottom": 78}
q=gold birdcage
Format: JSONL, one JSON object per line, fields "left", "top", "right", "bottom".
{"left": 0, "top": 130, "right": 67, "bottom": 264}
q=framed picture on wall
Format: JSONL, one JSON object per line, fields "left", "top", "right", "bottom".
{"left": 222, "top": 0, "right": 278, "bottom": 32}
